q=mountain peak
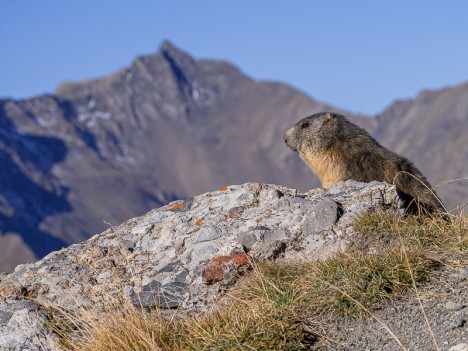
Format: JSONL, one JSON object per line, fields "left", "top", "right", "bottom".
{"left": 155, "top": 40, "right": 193, "bottom": 62}
{"left": 56, "top": 40, "right": 193, "bottom": 98}
{"left": 158, "top": 40, "right": 183, "bottom": 55}
{"left": 156, "top": 40, "right": 195, "bottom": 72}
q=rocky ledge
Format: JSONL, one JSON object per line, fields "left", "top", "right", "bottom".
{"left": 0, "top": 181, "right": 405, "bottom": 350}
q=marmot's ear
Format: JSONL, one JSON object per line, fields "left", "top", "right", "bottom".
{"left": 324, "top": 113, "right": 334, "bottom": 123}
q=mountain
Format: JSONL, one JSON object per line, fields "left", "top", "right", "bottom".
{"left": 0, "top": 41, "right": 466, "bottom": 272}
{"left": 374, "top": 84, "right": 468, "bottom": 208}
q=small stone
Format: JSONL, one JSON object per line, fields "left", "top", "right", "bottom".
{"left": 123, "top": 240, "right": 136, "bottom": 251}
{"left": 249, "top": 240, "right": 286, "bottom": 260}
{"left": 450, "top": 267, "right": 468, "bottom": 281}
{"left": 228, "top": 206, "right": 245, "bottom": 219}
{"left": 263, "top": 228, "right": 289, "bottom": 241}
{"left": 217, "top": 240, "right": 244, "bottom": 256}
{"left": 193, "top": 225, "right": 223, "bottom": 243}
{"left": 202, "top": 253, "right": 250, "bottom": 285}
{"left": 202, "top": 265, "right": 225, "bottom": 285}
{"left": 26, "top": 283, "right": 50, "bottom": 298}
{"left": 453, "top": 316, "right": 466, "bottom": 328}
{"left": 0, "top": 310, "right": 13, "bottom": 324}
{"left": 303, "top": 200, "right": 339, "bottom": 235}
{"left": 131, "top": 281, "right": 182, "bottom": 308}
{"left": 158, "top": 262, "right": 179, "bottom": 273}
{"left": 326, "top": 182, "right": 346, "bottom": 195}
{"left": 449, "top": 343, "right": 468, "bottom": 351}
{"left": 238, "top": 232, "right": 258, "bottom": 250}
{"left": 445, "top": 300, "right": 464, "bottom": 311}
{"left": 0, "top": 282, "right": 26, "bottom": 299}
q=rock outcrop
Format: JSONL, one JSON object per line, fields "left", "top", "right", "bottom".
{"left": 0, "top": 181, "right": 402, "bottom": 350}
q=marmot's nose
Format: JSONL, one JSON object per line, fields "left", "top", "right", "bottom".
{"left": 284, "top": 131, "right": 298, "bottom": 152}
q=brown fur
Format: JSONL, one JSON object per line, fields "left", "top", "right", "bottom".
{"left": 303, "top": 149, "right": 345, "bottom": 187}
{"left": 284, "top": 112, "right": 446, "bottom": 214}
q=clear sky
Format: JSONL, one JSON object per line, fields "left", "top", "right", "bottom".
{"left": 1, "top": 1, "right": 468, "bottom": 115}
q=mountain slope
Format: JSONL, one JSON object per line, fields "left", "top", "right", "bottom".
{"left": 0, "top": 41, "right": 466, "bottom": 271}
{"left": 374, "top": 83, "right": 468, "bottom": 209}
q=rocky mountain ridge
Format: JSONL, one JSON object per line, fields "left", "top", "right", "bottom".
{"left": 0, "top": 41, "right": 467, "bottom": 271}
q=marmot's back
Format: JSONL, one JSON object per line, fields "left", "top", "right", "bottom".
{"left": 284, "top": 112, "right": 445, "bottom": 213}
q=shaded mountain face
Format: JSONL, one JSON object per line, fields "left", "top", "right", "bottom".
{"left": 0, "top": 41, "right": 466, "bottom": 271}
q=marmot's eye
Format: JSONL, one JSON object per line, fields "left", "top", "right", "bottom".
{"left": 301, "top": 121, "right": 310, "bottom": 129}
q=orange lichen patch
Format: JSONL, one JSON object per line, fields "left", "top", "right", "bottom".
{"left": 219, "top": 187, "right": 229, "bottom": 191}
{"left": 210, "top": 253, "right": 249, "bottom": 266}
{"left": 194, "top": 219, "right": 202, "bottom": 226}
{"left": 202, "top": 253, "right": 250, "bottom": 285}
{"left": 201, "top": 265, "right": 225, "bottom": 285}
{"left": 167, "top": 202, "right": 183, "bottom": 211}
{"left": 231, "top": 253, "right": 250, "bottom": 266}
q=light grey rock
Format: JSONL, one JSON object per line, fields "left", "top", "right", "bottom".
{"left": 132, "top": 280, "right": 183, "bottom": 309}
{"left": 449, "top": 343, "right": 468, "bottom": 351}
{"left": 445, "top": 300, "right": 465, "bottom": 311}
{"left": 453, "top": 315, "right": 467, "bottom": 328}
{"left": 264, "top": 228, "right": 290, "bottom": 241}
{"left": 250, "top": 240, "right": 286, "bottom": 260}
{"left": 193, "top": 225, "right": 224, "bottom": 243}
{"left": 0, "top": 310, "right": 12, "bottom": 325}
{"left": 0, "top": 181, "right": 405, "bottom": 350}
{"left": 450, "top": 267, "right": 468, "bottom": 281}
{"left": 0, "top": 301, "right": 56, "bottom": 351}
{"left": 303, "top": 200, "right": 340, "bottom": 236}
{"left": 238, "top": 231, "right": 259, "bottom": 250}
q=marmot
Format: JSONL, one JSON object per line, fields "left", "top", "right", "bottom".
{"left": 284, "top": 112, "right": 445, "bottom": 214}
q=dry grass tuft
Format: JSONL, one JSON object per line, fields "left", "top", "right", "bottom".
{"left": 354, "top": 211, "right": 468, "bottom": 253}
{"left": 52, "top": 271, "right": 307, "bottom": 351}
{"left": 301, "top": 245, "right": 433, "bottom": 317}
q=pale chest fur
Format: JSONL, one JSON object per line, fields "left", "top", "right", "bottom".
{"left": 302, "top": 151, "right": 346, "bottom": 188}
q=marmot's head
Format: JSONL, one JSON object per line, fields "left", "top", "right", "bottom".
{"left": 284, "top": 112, "right": 341, "bottom": 157}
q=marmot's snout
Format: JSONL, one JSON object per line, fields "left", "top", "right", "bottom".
{"left": 283, "top": 126, "right": 298, "bottom": 152}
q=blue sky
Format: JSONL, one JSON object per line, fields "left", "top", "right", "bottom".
{"left": 1, "top": 1, "right": 468, "bottom": 115}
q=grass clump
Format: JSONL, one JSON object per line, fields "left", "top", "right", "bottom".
{"left": 302, "top": 245, "right": 433, "bottom": 317}
{"left": 53, "top": 272, "right": 307, "bottom": 351}
{"left": 53, "top": 211, "right": 466, "bottom": 351}
{"left": 354, "top": 211, "right": 467, "bottom": 253}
